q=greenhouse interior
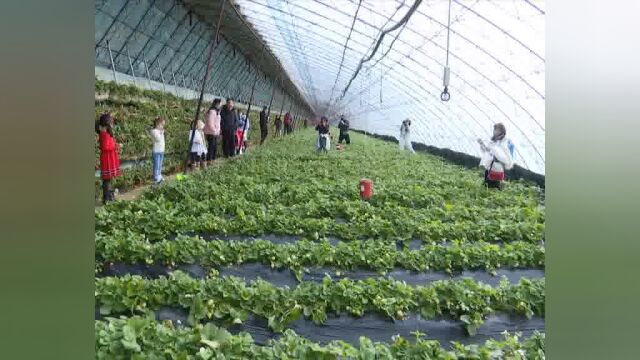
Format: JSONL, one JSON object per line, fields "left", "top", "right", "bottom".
{"left": 95, "top": 0, "right": 545, "bottom": 357}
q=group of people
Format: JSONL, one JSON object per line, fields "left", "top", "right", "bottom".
{"left": 169, "top": 98, "right": 252, "bottom": 173}
{"left": 200, "top": 97, "right": 249, "bottom": 163}
{"left": 397, "top": 118, "right": 515, "bottom": 189}
{"left": 314, "top": 115, "right": 351, "bottom": 152}
{"left": 96, "top": 97, "right": 301, "bottom": 204}
{"left": 271, "top": 111, "right": 295, "bottom": 138}
{"left": 97, "top": 102, "right": 516, "bottom": 204}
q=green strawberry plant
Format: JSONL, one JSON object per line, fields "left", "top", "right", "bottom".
{"left": 96, "top": 315, "right": 545, "bottom": 359}
{"left": 96, "top": 273, "right": 544, "bottom": 334}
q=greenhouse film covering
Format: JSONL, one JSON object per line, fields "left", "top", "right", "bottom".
{"left": 96, "top": 0, "right": 544, "bottom": 174}
{"left": 234, "top": 0, "right": 545, "bottom": 174}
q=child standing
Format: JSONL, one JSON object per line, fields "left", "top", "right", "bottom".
{"left": 96, "top": 112, "right": 122, "bottom": 203}
{"left": 236, "top": 111, "right": 248, "bottom": 154}
{"left": 148, "top": 117, "right": 165, "bottom": 184}
{"left": 189, "top": 120, "right": 207, "bottom": 170}
{"left": 239, "top": 112, "right": 250, "bottom": 154}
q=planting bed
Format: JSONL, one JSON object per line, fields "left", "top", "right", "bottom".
{"left": 95, "top": 126, "right": 545, "bottom": 357}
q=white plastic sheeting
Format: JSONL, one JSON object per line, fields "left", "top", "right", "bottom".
{"left": 236, "top": 0, "right": 545, "bottom": 174}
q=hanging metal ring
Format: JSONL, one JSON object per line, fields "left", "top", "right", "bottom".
{"left": 440, "top": 86, "right": 450, "bottom": 101}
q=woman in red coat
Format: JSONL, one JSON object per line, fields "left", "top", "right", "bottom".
{"left": 96, "top": 112, "right": 122, "bottom": 203}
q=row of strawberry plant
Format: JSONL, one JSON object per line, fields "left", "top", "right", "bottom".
{"left": 96, "top": 315, "right": 545, "bottom": 359}
{"left": 96, "top": 196, "right": 543, "bottom": 244}
{"left": 95, "top": 232, "right": 544, "bottom": 277}
{"left": 95, "top": 132, "right": 544, "bottom": 243}
{"left": 96, "top": 272, "right": 544, "bottom": 334}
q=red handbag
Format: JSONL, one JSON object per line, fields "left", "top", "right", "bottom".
{"left": 485, "top": 158, "right": 505, "bottom": 181}
{"left": 487, "top": 170, "right": 505, "bottom": 181}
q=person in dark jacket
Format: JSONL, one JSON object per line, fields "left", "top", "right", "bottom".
{"left": 274, "top": 115, "right": 283, "bottom": 137}
{"left": 260, "top": 106, "right": 269, "bottom": 145}
{"left": 315, "top": 117, "right": 331, "bottom": 152}
{"left": 220, "top": 98, "right": 238, "bottom": 157}
{"left": 283, "top": 112, "right": 292, "bottom": 135}
{"left": 337, "top": 115, "right": 351, "bottom": 144}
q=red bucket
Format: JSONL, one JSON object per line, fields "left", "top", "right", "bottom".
{"left": 360, "top": 179, "right": 373, "bottom": 200}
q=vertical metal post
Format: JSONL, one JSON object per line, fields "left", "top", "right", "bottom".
{"left": 126, "top": 47, "right": 136, "bottom": 85}
{"left": 142, "top": 51, "right": 152, "bottom": 90}
{"left": 156, "top": 60, "right": 166, "bottom": 92}
{"left": 279, "top": 92, "right": 286, "bottom": 117}
{"left": 266, "top": 78, "right": 277, "bottom": 118}
{"left": 171, "top": 65, "right": 180, "bottom": 98}
{"left": 241, "top": 46, "right": 265, "bottom": 142}
{"left": 184, "top": 0, "right": 226, "bottom": 171}
{"left": 107, "top": 40, "right": 118, "bottom": 83}
{"left": 189, "top": 76, "right": 196, "bottom": 97}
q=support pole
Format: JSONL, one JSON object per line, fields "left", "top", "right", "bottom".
{"left": 142, "top": 51, "right": 152, "bottom": 90}
{"left": 279, "top": 91, "right": 286, "bottom": 118}
{"left": 267, "top": 77, "right": 277, "bottom": 118}
{"left": 126, "top": 47, "right": 136, "bottom": 85}
{"left": 171, "top": 66, "right": 180, "bottom": 97}
{"left": 265, "top": 78, "right": 278, "bottom": 139}
{"left": 107, "top": 40, "right": 118, "bottom": 83}
{"left": 184, "top": 0, "right": 226, "bottom": 172}
{"left": 241, "top": 46, "right": 266, "bottom": 149}
{"left": 156, "top": 60, "right": 166, "bottom": 92}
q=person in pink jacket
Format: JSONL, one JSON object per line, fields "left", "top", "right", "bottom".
{"left": 203, "top": 98, "right": 222, "bottom": 163}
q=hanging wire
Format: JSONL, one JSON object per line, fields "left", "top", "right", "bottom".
{"left": 328, "top": 0, "right": 363, "bottom": 107}
{"left": 441, "top": 0, "right": 452, "bottom": 101}
{"left": 341, "top": 0, "right": 473, "bottom": 107}
{"left": 338, "top": 0, "right": 423, "bottom": 101}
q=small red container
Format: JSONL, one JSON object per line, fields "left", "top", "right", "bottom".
{"left": 360, "top": 179, "right": 373, "bottom": 200}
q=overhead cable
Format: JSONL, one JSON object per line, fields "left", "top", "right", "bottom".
{"left": 328, "top": 0, "right": 363, "bottom": 105}
{"left": 338, "top": 0, "right": 423, "bottom": 101}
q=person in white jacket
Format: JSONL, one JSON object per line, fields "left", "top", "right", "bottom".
{"left": 477, "top": 122, "right": 514, "bottom": 189}
{"left": 147, "top": 117, "right": 165, "bottom": 184}
{"left": 189, "top": 120, "right": 207, "bottom": 170}
{"left": 399, "top": 119, "right": 415, "bottom": 153}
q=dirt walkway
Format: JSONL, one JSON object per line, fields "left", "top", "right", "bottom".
{"left": 95, "top": 158, "right": 227, "bottom": 209}
{"left": 95, "top": 131, "right": 302, "bottom": 209}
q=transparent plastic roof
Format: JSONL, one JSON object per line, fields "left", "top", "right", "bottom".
{"left": 236, "top": 0, "right": 545, "bottom": 174}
